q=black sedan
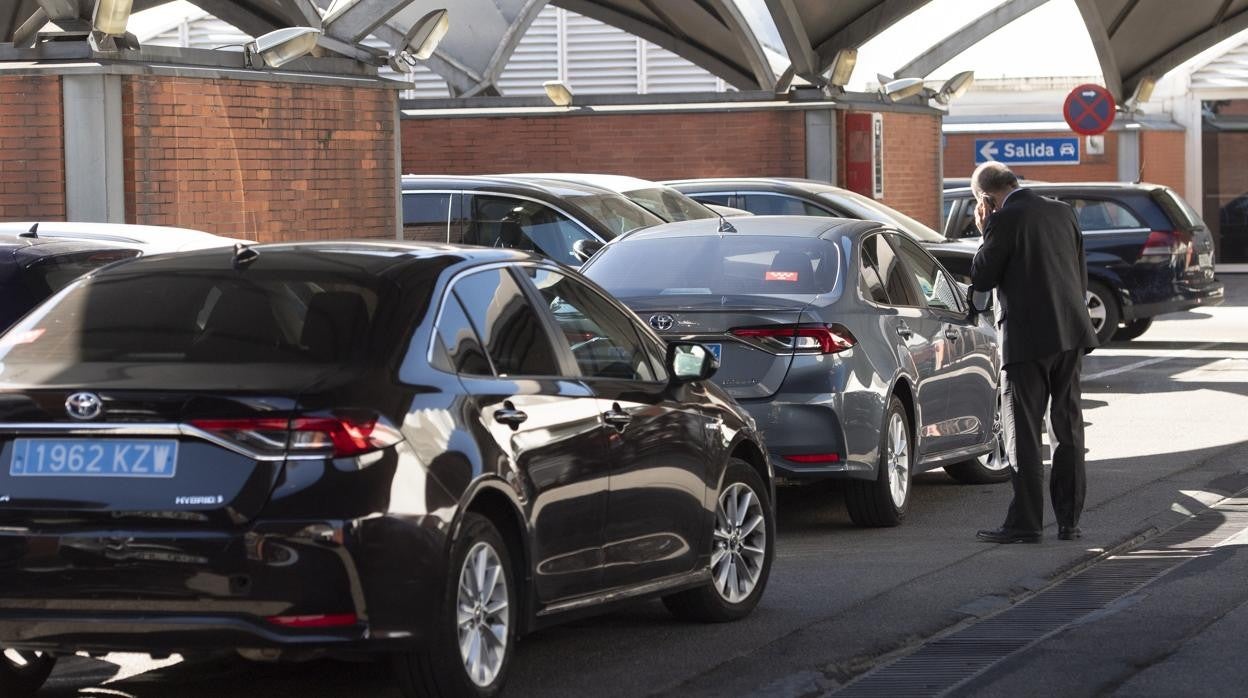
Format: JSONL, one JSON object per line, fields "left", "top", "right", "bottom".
{"left": 0, "top": 231, "right": 139, "bottom": 332}
{"left": 944, "top": 183, "right": 1224, "bottom": 343}
{"left": 0, "top": 242, "right": 774, "bottom": 697}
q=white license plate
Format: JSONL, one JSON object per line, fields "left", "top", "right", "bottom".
{"left": 1199, "top": 252, "right": 1212, "bottom": 267}
{"left": 9, "top": 438, "right": 178, "bottom": 478}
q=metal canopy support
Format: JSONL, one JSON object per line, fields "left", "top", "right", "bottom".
{"left": 323, "top": 0, "right": 412, "bottom": 43}
{"left": 1073, "top": 0, "right": 1122, "bottom": 98}
{"left": 1120, "top": 5, "right": 1248, "bottom": 100}
{"left": 186, "top": 0, "right": 322, "bottom": 37}
{"left": 705, "top": 0, "right": 775, "bottom": 90}
{"left": 554, "top": 0, "right": 771, "bottom": 90}
{"left": 810, "top": 0, "right": 930, "bottom": 71}
{"left": 896, "top": 0, "right": 1050, "bottom": 78}
{"left": 764, "top": 0, "right": 821, "bottom": 85}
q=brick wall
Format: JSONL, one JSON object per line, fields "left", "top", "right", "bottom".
{"left": 878, "top": 111, "right": 941, "bottom": 230}
{"left": 0, "top": 75, "right": 65, "bottom": 221}
{"left": 401, "top": 110, "right": 807, "bottom": 180}
{"left": 1139, "top": 130, "right": 1185, "bottom": 194}
{"left": 123, "top": 76, "right": 396, "bottom": 242}
{"left": 944, "top": 130, "right": 1119, "bottom": 182}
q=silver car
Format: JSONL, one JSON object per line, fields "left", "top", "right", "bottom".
{"left": 582, "top": 216, "right": 1006, "bottom": 527}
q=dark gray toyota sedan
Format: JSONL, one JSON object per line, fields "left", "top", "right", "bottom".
{"left": 582, "top": 216, "right": 1007, "bottom": 527}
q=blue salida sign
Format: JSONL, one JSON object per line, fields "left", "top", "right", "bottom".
{"left": 974, "top": 137, "right": 1079, "bottom": 165}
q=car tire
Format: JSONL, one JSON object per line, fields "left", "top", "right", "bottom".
{"left": 394, "top": 514, "right": 516, "bottom": 698}
{"left": 0, "top": 650, "right": 56, "bottom": 697}
{"left": 1113, "top": 317, "right": 1153, "bottom": 342}
{"left": 846, "top": 396, "right": 913, "bottom": 527}
{"left": 663, "top": 458, "right": 774, "bottom": 623}
{"left": 1086, "top": 281, "right": 1120, "bottom": 345}
{"left": 945, "top": 411, "right": 1011, "bottom": 485}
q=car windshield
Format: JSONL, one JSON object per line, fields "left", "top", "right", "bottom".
{"left": 585, "top": 235, "right": 842, "bottom": 300}
{"left": 818, "top": 190, "right": 945, "bottom": 243}
{"left": 0, "top": 268, "right": 395, "bottom": 372}
{"left": 568, "top": 193, "right": 664, "bottom": 236}
{"left": 623, "top": 188, "right": 717, "bottom": 222}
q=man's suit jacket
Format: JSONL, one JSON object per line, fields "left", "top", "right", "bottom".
{"left": 971, "top": 187, "right": 1098, "bottom": 365}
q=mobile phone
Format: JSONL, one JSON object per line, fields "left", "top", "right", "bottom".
{"left": 981, "top": 194, "right": 997, "bottom": 212}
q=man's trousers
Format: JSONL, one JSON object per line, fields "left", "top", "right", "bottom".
{"left": 999, "top": 348, "right": 1087, "bottom": 534}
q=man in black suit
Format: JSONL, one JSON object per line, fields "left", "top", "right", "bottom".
{"left": 969, "top": 162, "right": 1098, "bottom": 544}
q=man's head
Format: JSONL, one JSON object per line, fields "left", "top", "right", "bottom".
{"left": 971, "top": 161, "right": 1020, "bottom": 206}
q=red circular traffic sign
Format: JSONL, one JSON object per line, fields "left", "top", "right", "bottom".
{"left": 1063, "top": 83, "right": 1116, "bottom": 136}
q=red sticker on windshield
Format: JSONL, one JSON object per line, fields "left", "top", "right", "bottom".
{"left": 766, "top": 271, "right": 799, "bottom": 282}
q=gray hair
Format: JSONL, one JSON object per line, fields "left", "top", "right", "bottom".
{"left": 971, "top": 161, "right": 1019, "bottom": 197}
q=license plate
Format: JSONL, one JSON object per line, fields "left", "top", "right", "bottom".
{"left": 704, "top": 344, "right": 722, "bottom": 362}
{"left": 9, "top": 438, "right": 178, "bottom": 478}
{"left": 1199, "top": 252, "right": 1212, "bottom": 268}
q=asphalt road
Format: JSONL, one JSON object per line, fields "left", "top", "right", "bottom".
{"left": 38, "top": 276, "right": 1248, "bottom": 698}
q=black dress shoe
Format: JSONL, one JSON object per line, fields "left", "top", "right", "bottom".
{"left": 1058, "top": 526, "right": 1082, "bottom": 541}
{"left": 976, "top": 527, "right": 1041, "bottom": 544}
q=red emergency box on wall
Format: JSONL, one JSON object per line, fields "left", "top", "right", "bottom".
{"left": 844, "top": 112, "right": 883, "bottom": 199}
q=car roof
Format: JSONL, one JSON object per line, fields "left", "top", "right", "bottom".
{"left": 401, "top": 174, "right": 618, "bottom": 199}
{"left": 661, "top": 177, "right": 844, "bottom": 195}
{"left": 0, "top": 222, "right": 246, "bottom": 251}
{"left": 0, "top": 232, "right": 139, "bottom": 255}
{"left": 944, "top": 182, "right": 1167, "bottom": 197}
{"left": 497, "top": 173, "right": 661, "bottom": 194}
{"left": 616, "top": 215, "right": 881, "bottom": 242}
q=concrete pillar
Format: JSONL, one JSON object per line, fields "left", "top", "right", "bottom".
{"left": 804, "top": 108, "right": 837, "bottom": 183}
{"left": 62, "top": 74, "right": 125, "bottom": 222}
{"left": 1117, "top": 129, "right": 1140, "bottom": 183}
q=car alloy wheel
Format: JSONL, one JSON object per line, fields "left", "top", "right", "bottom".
{"left": 1085, "top": 290, "right": 1108, "bottom": 334}
{"left": 982, "top": 415, "right": 1010, "bottom": 472}
{"left": 886, "top": 412, "right": 911, "bottom": 508}
{"left": 456, "top": 542, "right": 510, "bottom": 688}
{"left": 712, "top": 482, "right": 767, "bottom": 604}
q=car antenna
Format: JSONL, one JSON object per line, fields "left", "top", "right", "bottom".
{"left": 232, "top": 242, "right": 259, "bottom": 269}
{"left": 18, "top": 223, "right": 37, "bottom": 239}
{"left": 717, "top": 213, "right": 736, "bottom": 235}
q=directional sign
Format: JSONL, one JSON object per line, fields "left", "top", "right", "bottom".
{"left": 974, "top": 137, "right": 1080, "bottom": 166}
{"left": 1064, "top": 83, "right": 1116, "bottom": 136}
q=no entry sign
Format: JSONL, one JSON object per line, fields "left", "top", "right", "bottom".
{"left": 1064, "top": 83, "right": 1116, "bottom": 136}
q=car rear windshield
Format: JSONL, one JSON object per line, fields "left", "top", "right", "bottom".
{"left": 0, "top": 269, "right": 391, "bottom": 368}
{"left": 1153, "top": 187, "right": 1206, "bottom": 230}
{"left": 585, "top": 235, "right": 842, "bottom": 299}
{"left": 568, "top": 193, "right": 664, "bottom": 236}
{"left": 819, "top": 190, "right": 946, "bottom": 243}
{"left": 624, "top": 188, "right": 717, "bottom": 222}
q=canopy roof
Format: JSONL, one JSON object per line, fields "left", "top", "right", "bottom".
{"left": 4, "top": 0, "right": 1248, "bottom": 100}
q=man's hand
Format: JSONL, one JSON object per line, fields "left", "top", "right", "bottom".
{"left": 975, "top": 198, "right": 993, "bottom": 233}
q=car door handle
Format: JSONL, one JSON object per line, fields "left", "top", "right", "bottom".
{"left": 603, "top": 404, "right": 632, "bottom": 430}
{"left": 896, "top": 322, "right": 913, "bottom": 339}
{"left": 493, "top": 402, "right": 528, "bottom": 429}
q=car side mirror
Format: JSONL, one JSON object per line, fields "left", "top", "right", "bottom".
{"left": 572, "top": 239, "right": 604, "bottom": 264}
{"left": 667, "top": 342, "right": 718, "bottom": 383}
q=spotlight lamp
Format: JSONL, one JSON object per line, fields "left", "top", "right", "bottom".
{"left": 543, "top": 80, "right": 574, "bottom": 107}
{"left": 92, "top": 0, "right": 133, "bottom": 36}
{"left": 828, "top": 48, "right": 858, "bottom": 89}
{"left": 879, "top": 77, "right": 926, "bottom": 102}
{"left": 404, "top": 9, "right": 450, "bottom": 60}
{"left": 248, "top": 27, "right": 322, "bottom": 69}
{"left": 935, "top": 70, "right": 974, "bottom": 106}
{"left": 1127, "top": 76, "right": 1157, "bottom": 109}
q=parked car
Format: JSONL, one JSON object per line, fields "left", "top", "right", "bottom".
{"left": 0, "top": 241, "right": 774, "bottom": 697}
{"left": 943, "top": 183, "right": 1225, "bottom": 343}
{"left": 0, "top": 221, "right": 247, "bottom": 254}
{"left": 498, "top": 173, "right": 752, "bottom": 222}
{"left": 0, "top": 232, "right": 140, "bottom": 331}
{"left": 401, "top": 175, "right": 663, "bottom": 266}
{"left": 581, "top": 216, "right": 1006, "bottom": 528}
{"left": 664, "top": 177, "right": 981, "bottom": 287}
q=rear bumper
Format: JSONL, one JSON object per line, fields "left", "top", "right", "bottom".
{"left": 738, "top": 398, "right": 874, "bottom": 480}
{"left": 0, "top": 515, "right": 447, "bottom": 654}
{"left": 1123, "top": 279, "right": 1225, "bottom": 320}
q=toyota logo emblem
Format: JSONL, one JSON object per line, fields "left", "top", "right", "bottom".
{"left": 649, "top": 314, "right": 675, "bottom": 331}
{"left": 65, "top": 392, "right": 103, "bottom": 421}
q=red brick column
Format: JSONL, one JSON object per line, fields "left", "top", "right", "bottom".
{"left": 1139, "top": 130, "right": 1185, "bottom": 194}
{"left": 122, "top": 76, "right": 397, "bottom": 242}
{"left": 0, "top": 75, "right": 66, "bottom": 221}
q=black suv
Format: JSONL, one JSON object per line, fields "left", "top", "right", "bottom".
{"left": 402, "top": 175, "right": 663, "bottom": 266}
{"left": 944, "top": 183, "right": 1224, "bottom": 342}
{"left": 0, "top": 232, "right": 139, "bottom": 331}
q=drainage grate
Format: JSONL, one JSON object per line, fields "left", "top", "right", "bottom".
{"left": 833, "top": 500, "right": 1248, "bottom": 698}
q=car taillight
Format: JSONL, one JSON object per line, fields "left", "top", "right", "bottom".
{"left": 784, "top": 453, "right": 841, "bottom": 464}
{"left": 730, "top": 324, "right": 857, "bottom": 354}
{"left": 190, "top": 414, "right": 402, "bottom": 458}
{"left": 1140, "top": 230, "right": 1190, "bottom": 260}
{"left": 266, "top": 613, "right": 359, "bottom": 628}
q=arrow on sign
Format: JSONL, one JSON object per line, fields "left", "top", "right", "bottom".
{"left": 979, "top": 140, "right": 999, "bottom": 161}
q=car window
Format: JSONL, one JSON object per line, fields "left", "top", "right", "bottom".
{"left": 743, "top": 194, "right": 831, "bottom": 217}
{"left": 568, "top": 193, "right": 664, "bottom": 235}
{"left": 585, "top": 235, "right": 841, "bottom": 299}
{"left": 1064, "top": 198, "right": 1145, "bottom": 231}
{"left": 819, "top": 190, "right": 946, "bottom": 242}
{"left": 686, "top": 193, "right": 734, "bottom": 207}
{"left": 450, "top": 268, "right": 560, "bottom": 377}
{"left": 433, "top": 292, "right": 493, "bottom": 375}
{"left": 860, "top": 234, "right": 918, "bottom": 306}
{"left": 402, "top": 192, "right": 452, "bottom": 243}
{"left": 464, "top": 195, "right": 596, "bottom": 267}
{"left": 624, "top": 187, "right": 716, "bottom": 222}
{"left": 523, "top": 267, "right": 657, "bottom": 382}
{"left": 891, "top": 236, "right": 962, "bottom": 312}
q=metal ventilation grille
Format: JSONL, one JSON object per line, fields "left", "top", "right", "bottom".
{"left": 835, "top": 500, "right": 1248, "bottom": 697}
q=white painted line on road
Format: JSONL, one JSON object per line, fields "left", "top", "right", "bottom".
{"left": 1084, "top": 342, "right": 1220, "bottom": 381}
